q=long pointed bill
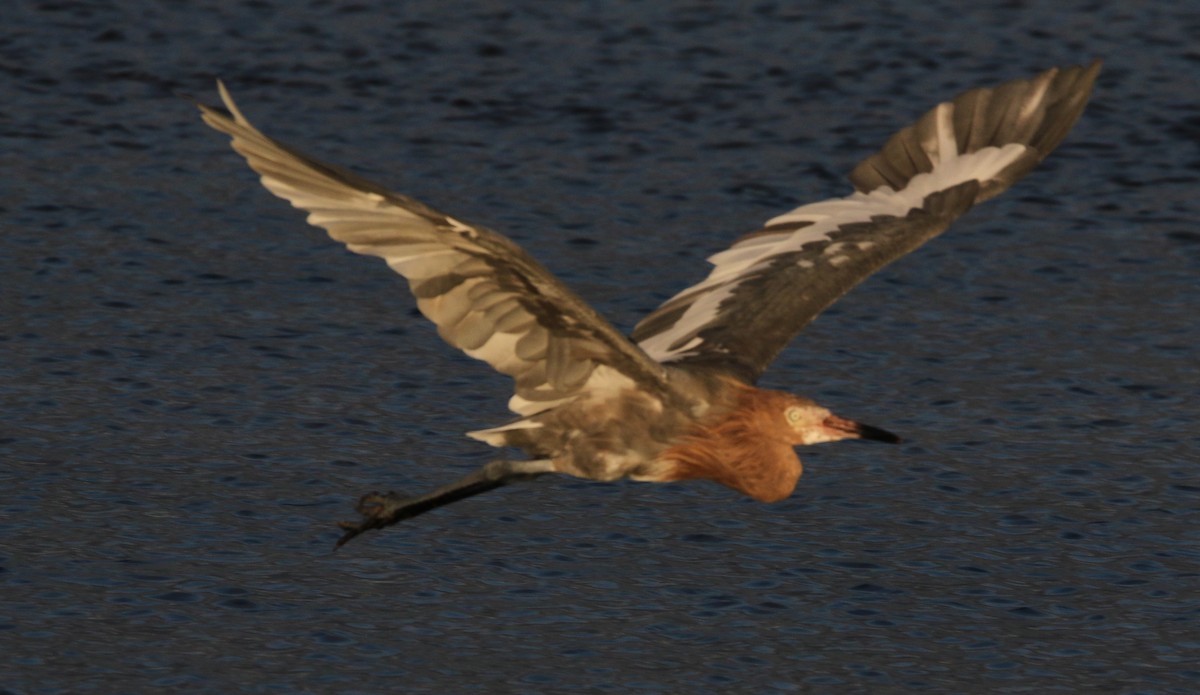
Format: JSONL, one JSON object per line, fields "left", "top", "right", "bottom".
{"left": 823, "top": 414, "right": 902, "bottom": 444}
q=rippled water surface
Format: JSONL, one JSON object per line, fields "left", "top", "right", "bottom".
{"left": 3, "top": 1, "right": 1198, "bottom": 692}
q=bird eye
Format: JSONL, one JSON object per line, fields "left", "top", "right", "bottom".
{"left": 786, "top": 407, "right": 802, "bottom": 423}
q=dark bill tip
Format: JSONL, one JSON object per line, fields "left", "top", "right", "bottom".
{"left": 855, "top": 422, "right": 902, "bottom": 444}
{"left": 824, "top": 414, "right": 902, "bottom": 444}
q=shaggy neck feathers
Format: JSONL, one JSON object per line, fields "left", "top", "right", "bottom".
{"left": 661, "top": 384, "right": 804, "bottom": 502}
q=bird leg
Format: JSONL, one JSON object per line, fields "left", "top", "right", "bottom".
{"left": 335, "top": 459, "right": 556, "bottom": 548}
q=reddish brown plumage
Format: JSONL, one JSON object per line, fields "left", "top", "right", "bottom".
{"left": 657, "top": 382, "right": 808, "bottom": 503}
{"left": 197, "top": 64, "right": 1097, "bottom": 546}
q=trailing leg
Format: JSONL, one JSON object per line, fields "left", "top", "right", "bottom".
{"left": 335, "top": 459, "right": 557, "bottom": 548}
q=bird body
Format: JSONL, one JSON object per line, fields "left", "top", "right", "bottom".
{"left": 469, "top": 367, "right": 888, "bottom": 502}
{"left": 197, "top": 61, "right": 1100, "bottom": 546}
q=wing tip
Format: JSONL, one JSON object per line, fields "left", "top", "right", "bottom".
{"left": 849, "top": 60, "right": 1101, "bottom": 198}
{"left": 213, "top": 79, "right": 246, "bottom": 123}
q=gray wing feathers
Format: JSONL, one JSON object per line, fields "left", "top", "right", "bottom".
{"left": 850, "top": 61, "right": 1101, "bottom": 203}
{"left": 637, "top": 182, "right": 979, "bottom": 382}
{"left": 198, "top": 83, "right": 666, "bottom": 416}
{"left": 632, "top": 62, "right": 1100, "bottom": 381}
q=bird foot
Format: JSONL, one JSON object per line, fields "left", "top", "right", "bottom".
{"left": 335, "top": 490, "right": 407, "bottom": 549}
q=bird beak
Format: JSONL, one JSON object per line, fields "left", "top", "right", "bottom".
{"left": 823, "top": 414, "right": 902, "bottom": 444}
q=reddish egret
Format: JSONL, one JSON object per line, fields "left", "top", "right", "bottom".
{"left": 198, "top": 62, "right": 1100, "bottom": 546}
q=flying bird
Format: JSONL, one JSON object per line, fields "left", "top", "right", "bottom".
{"left": 198, "top": 61, "right": 1100, "bottom": 547}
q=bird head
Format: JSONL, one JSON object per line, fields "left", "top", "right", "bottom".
{"left": 781, "top": 397, "right": 901, "bottom": 447}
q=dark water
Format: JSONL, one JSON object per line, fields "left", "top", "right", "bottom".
{"left": 3, "top": 1, "right": 1198, "bottom": 692}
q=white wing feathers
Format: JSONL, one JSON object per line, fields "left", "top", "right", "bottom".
{"left": 632, "top": 62, "right": 1100, "bottom": 379}
{"left": 199, "top": 83, "right": 668, "bottom": 418}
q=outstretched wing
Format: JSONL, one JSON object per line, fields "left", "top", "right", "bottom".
{"left": 198, "top": 82, "right": 667, "bottom": 416}
{"left": 631, "top": 61, "right": 1101, "bottom": 383}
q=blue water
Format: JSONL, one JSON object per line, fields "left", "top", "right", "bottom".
{"left": 3, "top": 1, "right": 1198, "bottom": 692}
